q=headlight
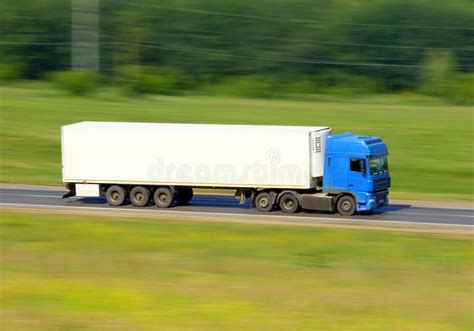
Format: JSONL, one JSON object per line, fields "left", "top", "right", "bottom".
{"left": 368, "top": 198, "right": 376, "bottom": 203}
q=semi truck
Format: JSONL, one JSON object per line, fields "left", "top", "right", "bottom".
{"left": 61, "top": 122, "right": 390, "bottom": 215}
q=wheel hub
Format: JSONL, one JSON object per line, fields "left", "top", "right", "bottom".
{"left": 342, "top": 201, "right": 351, "bottom": 211}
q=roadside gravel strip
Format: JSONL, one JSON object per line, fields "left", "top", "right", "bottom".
{"left": 0, "top": 205, "right": 471, "bottom": 235}
{"left": 1, "top": 184, "right": 472, "bottom": 234}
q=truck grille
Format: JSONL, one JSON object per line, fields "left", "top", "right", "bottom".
{"left": 374, "top": 177, "right": 389, "bottom": 191}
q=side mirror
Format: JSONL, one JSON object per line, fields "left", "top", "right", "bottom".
{"left": 360, "top": 159, "right": 366, "bottom": 175}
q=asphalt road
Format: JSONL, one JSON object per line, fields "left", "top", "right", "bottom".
{"left": 1, "top": 186, "right": 473, "bottom": 231}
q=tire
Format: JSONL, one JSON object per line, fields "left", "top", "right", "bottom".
{"left": 255, "top": 192, "right": 273, "bottom": 212}
{"left": 279, "top": 193, "right": 299, "bottom": 213}
{"left": 337, "top": 195, "right": 356, "bottom": 216}
{"left": 106, "top": 185, "right": 127, "bottom": 206}
{"left": 175, "top": 187, "right": 193, "bottom": 205}
{"left": 129, "top": 186, "right": 150, "bottom": 207}
{"left": 153, "top": 187, "right": 174, "bottom": 208}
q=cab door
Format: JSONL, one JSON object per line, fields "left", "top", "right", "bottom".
{"left": 330, "top": 155, "right": 348, "bottom": 190}
{"left": 348, "top": 158, "right": 367, "bottom": 192}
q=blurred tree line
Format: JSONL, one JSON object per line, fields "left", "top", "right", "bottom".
{"left": 0, "top": 0, "right": 473, "bottom": 101}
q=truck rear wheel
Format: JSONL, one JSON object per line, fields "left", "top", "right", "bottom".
{"left": 130, "top": 186, "right": 150, "bottom": 207}
{"left": 337, "top": 195, "right": 356, "bottom": 216}
{"left": 153, "top": 187, "right": 174, "bottom": 208}
{"left": 106, "top": 185, "right": 127, "bottom": 206}
{"left": 175, "top": 187, "right": 193, "bottom": 205}
{"left": 255, "top": 192, "right": 273, "bottom": 212}
{"left": 279, "top": 193, "right": 299, "bottom": 213}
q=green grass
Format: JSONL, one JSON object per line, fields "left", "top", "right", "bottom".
{"left": 0, "top": 212, "right": 473, "bottom": 330}
{"left": 0, "top": 83, "right": 473, "bottom": 200}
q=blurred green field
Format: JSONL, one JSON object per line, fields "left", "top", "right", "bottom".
{"left": 1, "top": 211, "right": 472, "bottom": 330}
{"left": 0, "top": 83, "right": 473, "bottom": 200}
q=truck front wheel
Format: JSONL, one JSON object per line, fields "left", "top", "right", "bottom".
{"left": 279, "top": 193, "right": 299, "bottom": 213}
{"left": 255, "top": 192, "right": 273, "bottom": 212}
{"left": 153, "top": 187, "right": 174, "bottom": 208}
{"left": 337, "top": 195, "right": 356, "bottom": 216}
{"left": 106, "top": 185, "right": 127, "bottom": 206}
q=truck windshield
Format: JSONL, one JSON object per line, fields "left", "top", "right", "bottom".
{"left": 369, "top": 156, "right": 388, "bottom": 175}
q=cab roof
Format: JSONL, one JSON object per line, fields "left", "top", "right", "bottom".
{"left": 327, "top": 132, "right": 388, "bottom": 156}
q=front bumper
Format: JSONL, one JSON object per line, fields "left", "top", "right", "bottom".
{"left": 356, "top": 191, "right": 389, "bottom": 212}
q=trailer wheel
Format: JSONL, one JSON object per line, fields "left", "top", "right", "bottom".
{"left": 175, "top": 187, "right": 193, "bottom": 205}
{"left": 130, "top": 186, "right": 150, "bottom": 207}
{"left": 106, "top": 185, "right": 127, "bottom": 206}
{"left": 337, "top": 195, "right": 356, "bottom": 216}
{"left": 153, "top": 187, "right": 174, "bottom": 208}
{"left": 255, "top": 192, "right": 273, "bottom": 212}
{"left": 279, "top": 193, "right": 299, "bottom": 213}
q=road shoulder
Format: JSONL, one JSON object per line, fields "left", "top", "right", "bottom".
{"left": 1, "top": 204, "right": 472, "bottom": 236}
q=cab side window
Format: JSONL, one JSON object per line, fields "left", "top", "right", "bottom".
{"left": 350, "top": 158, "right": 362, "bottom": 172}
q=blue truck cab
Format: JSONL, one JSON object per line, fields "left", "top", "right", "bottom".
{"left": 323, "top": 133, "right": 390, "bottom": 215}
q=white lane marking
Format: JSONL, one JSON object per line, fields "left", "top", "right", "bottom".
{"left": 0, "top": 193, "right": 474, "bottom": 218}
{"left": 0, "top": 185, "right": 61, "bottom": 191}
{"left": 0, "top": 193, "right": 238, "bottom": 205}
{"left": 194, "top": 196, "right": 474, "bottom": 213}
{"left": 0, "top": 193, "right": 60, "bottom": 199}
{"left": 204, "top": 200, "right": 474, "bottom": 219}
{"left": 1, "top": 188, "right": 473, "bottom": 211}
{"left": 375, "top": 211, "right": 473, "bottom": 218}
{"left": 1, "top": 202, "right": 473, "bottom": 229}
{"left": 1, "top": 192, "right": 473, "bottom": 218}
{"left": 0, "top": 193, "right": 243, "bottom": 205}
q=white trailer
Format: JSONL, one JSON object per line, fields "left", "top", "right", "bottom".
{"left": 62, "top": 121, "right": 332, "bottom": 212}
